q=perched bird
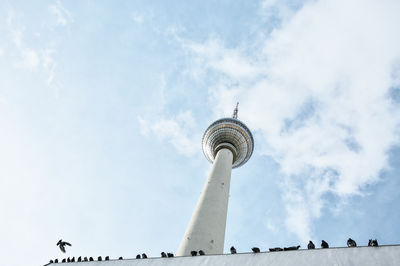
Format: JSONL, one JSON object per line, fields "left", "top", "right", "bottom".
{"left": 252, "top": 247, "right": 260, "bottom": 253}
{"left": 308, "top": 241, "right": 315, "bottom": 249}
{"left": 161, "top": 252, "right": 167, "bottom": 258}
{"left": 77, "top": 257, "right": 81, "bottom": 262}
{"left": 105, "top": 256, "right": 109, "bottom": 261}
{"left": 136, "top": 254, "right": 141, "bottom": 259}
{"left": 118, "top": 257, "right": 123, "bottom": 260}
{"left": 230, "top": 246, "right": 237, "bottom": 254}
{"left": 284, "top": 245, "right": 300, "bottom": 251}
{"left": 83, "top": 257, "right": 88, "bottom": 261}
{"left": 67, "top": 257, "right": 70, "bottom": 262}
{"left": 71, "top": 257, "right": 75, "bottom": 262}
{"left": 54, "top": 259, "right": 58, "bottom": 263}
{"left": 49, "top": 260, "right": 54, "bottom": 264}
{"left": 347, "top": 238, "right": 357, "bottom": 247}
{"left": 98, "top": 256, "right": 102, "bottom": 261}
{"left": 368, "top": 239, "right": 379, "bottom": 247}
{"left": 269, "top": 247, "right": 283, "bottom": 252}
{"left": 191, "top": 250, "right": 197, "bottom": 256}
{"left": 61, "top": 259, "right": 66, "bottom": 263}
{"left": 199, "top": 250, "right": 205, "bottom": 255}
{"left": 89, "top": 257, "right": 94, "bottom": 261}
{"left": 321, "top": 240, "right": 329, "bottom": 248}
{"left": 167, "top": 253, "right": 174, "bottom": 257}
{"left": 57, "top": 240, "right": 72, "bottom": 253}
{"left": 142, "top": 253, "right": 148, "bottom": 259}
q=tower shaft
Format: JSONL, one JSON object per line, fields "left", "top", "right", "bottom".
{"left": 177, "top": 148, "right": 233, "bottom": 256}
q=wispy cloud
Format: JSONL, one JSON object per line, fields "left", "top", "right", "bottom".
{"left": 6, "top": 9, "right": 62, "bottom": 95}
{"left": 131, "top": 12, "right": 144, "bottom": 24}
{"left": 48, "top": 0, "right": 73, "bottom": 26}
{"left": 179, "top": 0, "right": 400, "bottom": 241}
{"left": 138, "top": 74, "right": 201, "bottom": 157}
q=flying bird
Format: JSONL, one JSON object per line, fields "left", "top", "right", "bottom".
{"left": 347, "top": 238, "right": 357, "bottom": 247}
{"left": 308, "top": 241, "right": 315, "bottom": 249}
{"left": 230, "top": 246, "right": 237, "bottom": 254}
{"left": 252, "top": 247, "right": 260, "bottom": 253}
{"left": 321, "top": 240, "right": 329, "bottom": 248}
{"left": 56, "top": 240, "right": 72, "bottom": 253}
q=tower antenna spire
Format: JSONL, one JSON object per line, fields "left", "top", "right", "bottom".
{"left": 232, "top": 102, "right": 239, "bottom": 119}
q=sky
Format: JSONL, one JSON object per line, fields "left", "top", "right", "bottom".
{"left": 1, "top": 0, "right": 400, "bottom": 265}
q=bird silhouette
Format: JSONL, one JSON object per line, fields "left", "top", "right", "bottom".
{"left": 269, "top": 247, "right": 283, "bottom": 252}
{"left": 77, "top": 256, "right": 81, "bottom": 262}
{"left": 191, "top": 250, "right": 197, "bottom": 256}
{"left": 284, "top": 245, "right": 300, "bottom": 251}
{"left": 54, "top": 259, "right": 58, "bottom": 263}
{"left": 136, "top": 254, "right": 141, "bottom": 259}
{"left": 142, "top": 253, "right": 148, "bottom": 259}
{"left": 308, "top": 241, "right": 315, "bottom": 249}
{"left": 118, "top": 257, "right": 123, "bottom": 260}
{"left": 56, "top": 240, "right": 72, "bottom": 253}
{"left": 98, "top": 256, "right": 102, "bottom": 261}
{"left": 61, "top": 259, "right": 66, "bottom": 263}
{"left": 230, "top": 246, "right": 237, "bottom": 254}
{"left": 49, "top": 260, "right": 54, "bottom": 264}
{"left": 71, "top": 257, "right": 75, "bottom": 262}
{"left": 167, "top": 253, "right": 174, "bottom": 257}
{"left": 252, "top": 247, "right": 260, "bottom": 253}
{"left": 347, "top": 238, "right": 357, "bottom": 247}
{"left": 199, "top": 250, "right": 205, "bottom": 255}
{"left": 321, "top": 240, "right": 329, "bottom": 248}
{"left": 105, "top": 256, "right": 109, "bottom": 261}
{"left": 161, "top": 252, "right": 167, "bottom": 258}
{"left": 83, "top": 257, "right": 88, "bottom": 261}
{"left": 89, "top": 257, "right": 94, "bottom": 261}
{"left": 368, "top": 239, "right": 379, "bottom": 246}
{"left": 67, "top": 257, "right": 70, "bottom": 262}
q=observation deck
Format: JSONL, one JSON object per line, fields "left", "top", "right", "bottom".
{"left": 202, "top": 117, "right": 254, "bottom": 168}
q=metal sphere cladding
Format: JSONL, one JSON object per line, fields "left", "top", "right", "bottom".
{"left": 202, "top": 118, "right": 254, "bottom": 168}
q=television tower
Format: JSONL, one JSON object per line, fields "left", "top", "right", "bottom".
{"left": 177, "top": 103, "right": 254, "bottom": 256}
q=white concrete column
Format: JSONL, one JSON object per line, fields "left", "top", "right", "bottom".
{"left": 177, "top": 148, "right": 233, "bottom": 256}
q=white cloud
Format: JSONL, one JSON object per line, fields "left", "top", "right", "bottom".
{"left": 6, "top": 9, "right": 61, "bottom": 94}
{"left": 181, "top": 0, "right": 400, "bottom": 242}
{"left": 131, "top": 12, "right": 144, "bottom": 24}
{"left": 48, "top": 0, "right": 73, "bottom": 26}
{"left": 138, "top": 75, "right": 200, "bottom": 157}
{"left": 138, "top": 111, "right": 199, "bottom": 157}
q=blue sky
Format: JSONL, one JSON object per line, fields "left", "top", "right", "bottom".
{"left": 1, "top": 0, "right": 400, "bottom": 265}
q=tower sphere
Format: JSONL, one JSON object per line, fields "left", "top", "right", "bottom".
{"left": 202, "top": 117, "right": 254, "bottom": 168}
